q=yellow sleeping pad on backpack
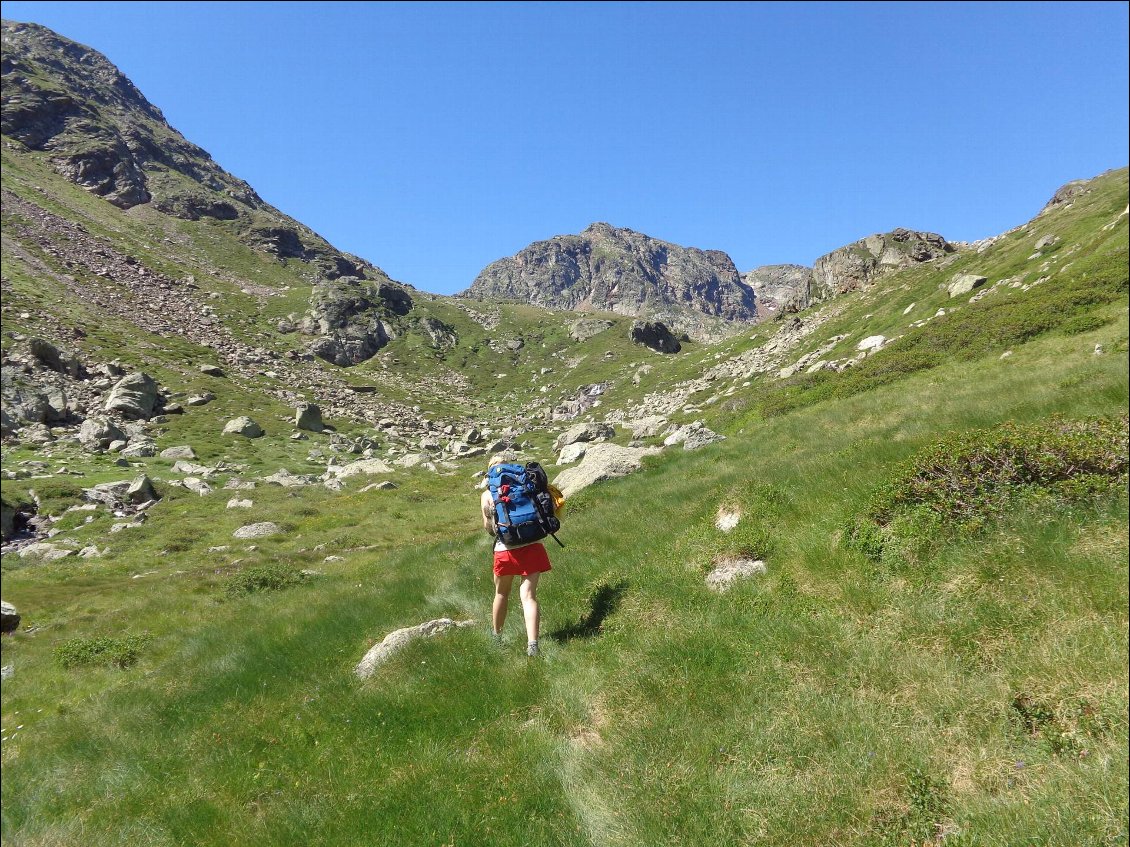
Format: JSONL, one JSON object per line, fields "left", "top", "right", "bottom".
{"left": 548, "top": 483, "right": 566, "bottom": 519}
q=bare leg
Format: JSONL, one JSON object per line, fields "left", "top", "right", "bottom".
{"left": 519, "top": 573, "right": 541, "bottom": 645}
{"left": 493, "top": 573, "right": 514, "bottom": 635}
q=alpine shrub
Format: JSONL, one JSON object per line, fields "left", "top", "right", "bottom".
{"left": 55, "top": 634, "right": 150, "bottom": 669}
{"left": 223, "top": 564, "right": 308, "bottom": 597}
{"left": 845, "top": 414, "right": 1128, "bottom": 563}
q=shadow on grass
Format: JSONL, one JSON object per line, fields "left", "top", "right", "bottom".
{"left": 550, "top": 581, "right": 628, "bottom": 643}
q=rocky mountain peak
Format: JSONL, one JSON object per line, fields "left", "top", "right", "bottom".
{"left": 462, "top": 223, "right": 757, "bottom": 339}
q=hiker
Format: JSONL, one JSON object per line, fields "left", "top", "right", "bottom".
{"left": 481, "top": 453, "right": 554, "bottom": 657}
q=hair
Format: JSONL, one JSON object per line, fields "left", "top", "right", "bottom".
{"left": 487, "top": 451, "right": 521, "bottom": 470}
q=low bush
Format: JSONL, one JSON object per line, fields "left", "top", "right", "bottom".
{"left": 55, "top": 634, "right": 150, "bottom": 669}
{"left": 222, "top": 564, "right": 308, "bottom": 597}
{"left": 845, "top": 414, "right": 1129, "bottom": 563}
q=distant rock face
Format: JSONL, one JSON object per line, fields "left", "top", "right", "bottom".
{"left": 740, "top": 264, "right": 814, "bottom": 317}
{"left": 463, "top": 223, "right": 757, "bottom": 339}
{"left": 811, "top": 228, "right": 953, "bottom": 303}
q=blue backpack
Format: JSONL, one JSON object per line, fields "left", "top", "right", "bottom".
{"left": 487, "top": 462, "right": 563, "bottom": 547}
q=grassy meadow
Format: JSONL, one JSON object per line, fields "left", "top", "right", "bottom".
{"left": 2, "top": 301, "right": 1126, "bottom": 845}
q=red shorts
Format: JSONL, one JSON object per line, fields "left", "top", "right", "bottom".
{"left": 493, "top": 542, "right": 552, "bottom": 577}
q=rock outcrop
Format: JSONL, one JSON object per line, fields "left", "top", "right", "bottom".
{"left": 740, "top": 264, "right": 814, "bottom": 317}
{"left": 629, "top": 321, "right": 682, "bottom": 353}
{"left": 2, "top": 18, "right": 396, "bottom": 361}
{"left": 811, "top": 228, "right": 954, "bottom": 303}
{"left": 301, "top": 278, "right": 413, "bottom": 366}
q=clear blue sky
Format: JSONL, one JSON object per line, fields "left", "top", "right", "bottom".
{"left": 4, "top": 1, "right": 1128, "bottom": 294}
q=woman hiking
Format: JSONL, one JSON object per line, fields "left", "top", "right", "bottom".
{"left": 481, "top": 453, "right": 553, "bottom": 657}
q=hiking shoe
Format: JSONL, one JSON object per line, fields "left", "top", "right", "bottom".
{"left": 526, "top": 641, "right": 539, "bottom": 658}
{"left": 491, "top": 631, "right": 503, "bottom": 648}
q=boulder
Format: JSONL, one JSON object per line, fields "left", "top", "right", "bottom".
{"left": 355, "top": 618, "right": 477, "bottom": 679}
{"left": 28, "top": 338, "right": 64, "bottom": 372}
{"left": 947, "top": 273, "right": 987, "bottom": 298}
{"left": 1, "top": 499, "right": 16, "bottom": 541}
{"left": 181, "top": 478, "right": 213, "bottom": 496}
{"left": 261, "top": 469, "right": 318, "bottom": 487}
{"left": 664, "top": 422, "right": 725, "bottom": 450}
{"left": 327, "top": 458, "right": 394, "bottom": 478}
{"left": 172, "top": 460, "right": 213, "bottom": 476}
{"left": 105, "top": 372, "right": 160, "bottom": 419}
{"left": 856, "top": 335, "right": 887, "bottom": 353}
{"left": 0, "top": 368, "right": 49, "bottom": 425}
{"left": 120, "top": 439, "right": 158, "bottom": 458}
{"left": 553, "top": 443, "right": 660, "bottom": 497}
{"left": 25, "top": 338, "right": 59, "bottom": 369}
{"left": 570, "top": 319, "right": 614, "bottom": 342}
{"left": 126, "top": 474, "right": 159, "bottom": 504}
{"left": 83, "top": 480, "right": 132, "bottom": 507}
{"left": 361, "top": 480, "right": 399, "bottom": 492}
{"left": 394, "top": 452, "right": 429, "bottom": 468}
{"left": 223, "top": 417, "right": 263, "bottom": 438}
{"left": 295, "top": 403, "right": 324, "bottom": 433}
{"left": 705, "top": 558, "right": 767, "bottom": 592}
{"left": 18, "top": 542, "right": 74, "bottom": 561}
{"left": 1, "top": 600, "right": 20, "bottom": 634}
{"left": 626, "top": 416, "right": 668, "bottom": 439}
{"left": 553, "top": 422, "right": 615, "bottom": 452}
{"left": 200, "top": 364, "right": 225, "bottom": 377}
{"left": 79, "top": 416, "right": 125, "bottom": 451}
{"left": 233, "top": 522, "right": 281, "bottom": 539}
{"left": 161, "top": 445, "right": 197, "bottom": 460}
{"left": 557, "top": 443, "right": 588, "bottom": 464}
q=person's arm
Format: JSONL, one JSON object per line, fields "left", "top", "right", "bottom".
{"left": 481, "top": 491, "right": 497, "bottom": 536}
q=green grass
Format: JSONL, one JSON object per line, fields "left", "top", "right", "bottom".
{"left": 3, "top": 304, "right": 1125, "bottom": 845}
